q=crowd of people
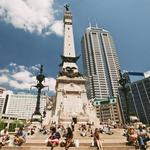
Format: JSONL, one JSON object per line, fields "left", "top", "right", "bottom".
{"left": 46, "top": 121, "right": 105, "bottom": 150}
{"left": 0, "top": 126, "right": 27, "bottom": 147}
{"left": 125, "top": 124, "right": 150, "bottom": 149}
{"left": 0, "top": 124, "right": 39, "bottom": 148}
{"left": 78, "top": 123, "right": 113, "bottom": 137}
{"left": 0, "top": 121, "right": 149, "bottom": 150}
{"left": 0, "top": 122, "right": 123, "bottom": 150}
{"left": 46, "top": 122, "right": 74, "bottom": 150}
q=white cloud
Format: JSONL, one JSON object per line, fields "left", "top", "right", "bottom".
{"left": 0, "top": 63, "right": 56, "bottom": 93}
{"left": 51, "top": 20, "right": 63, "bottom": 36}
{"left": 12, "top": 70, "right": 33, "bottom": 83}
{"left": 144, "top": 71, "right": 150, "bottom": 78}
{"left": 9, "top": 62, "right": 17, "bottom": 67}
{"left": 0, "top": 0, "right": 63, "bottom": 36}
{"left": 0, "top": 69, "right": 9, "bottom": 73}
{"left": 30, "top": 65, "right": 40, "bottom": 71}
{"left": 18, "top": 65, "right": 26, "bottom": 71}
{"left": 0, "top": 75, "right": 9, "bottom": 84}
{"left": 9, "top": 80, "right": 30, "bottom": 90}
{"left": 45, "top": 77, "right": 56, "bottom": 92}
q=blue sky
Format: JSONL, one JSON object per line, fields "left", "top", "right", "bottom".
{"left": 0, "top": 0, "right": 150, "bottom": 93}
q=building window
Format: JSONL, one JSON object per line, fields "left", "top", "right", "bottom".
{"left": 103, "top": 33, "right": 107, "bottom": 36}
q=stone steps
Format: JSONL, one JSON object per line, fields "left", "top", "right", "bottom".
{"left": 23, "top": 142, "right": 128, "bottom": 146}
{"left": 2, "top": 139, "right": 136, "bottom": 150}
{"left": 2, "top": 145, "right": 136, "bottom": 150}
{"left": 3, "top": 127, "right": 137, "bottom": 150}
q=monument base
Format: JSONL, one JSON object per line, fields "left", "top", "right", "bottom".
{"left": 56, "top": 112, "right": 90, "bottom": 126}
{"left": 31, "top": 113, "right": 42, "bottom": 123}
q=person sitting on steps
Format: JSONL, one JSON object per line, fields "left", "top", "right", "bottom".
{"left": 65, "top": 126, "right": 73, "bottom": 150}
{"left": 93, "top": 128, "right": 103, "bottom": 150}
{"left": 0, "top": 127, "right": 10, "bottom": 147}
{"left": 14, "top": 127, "right": 27, "bottom": 146}
{"left": 137, "top": 125, "right": 150, "bottom": 149}
{"left": 126, "top": 126, "right": 138, "bottom": 146}
{"left": 47, "top": 127, "right": 61, "bottom": 150}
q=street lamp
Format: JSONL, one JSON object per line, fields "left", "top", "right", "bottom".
{"left": 31, "top": 65, "right": 47, "bottom": 123}
{"left": 118, "top": 70, "right": 130, "bottom": 124}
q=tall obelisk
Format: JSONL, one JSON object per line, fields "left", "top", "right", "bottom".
{"left": 53, "top": 5, "right": 97, "bottom": 125}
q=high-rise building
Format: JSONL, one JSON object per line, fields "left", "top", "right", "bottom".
{"left": 4, "top": 92, "right": 47, "bottom": 119}
{"left": 119, "top": 72, "right": 150, "bottom": 124}
{"left": 81, "top": 27, "right": 120, "bottom": 99}
{"left": 0, "top": 88, "right": 12, "bottom": 114}
{"left": 0, "top": 87, "right": 7, "bottom": 114}
{"left": 81, "top": 27, "right": 121, "bottom": 123}
{"left": 93, "top": 97, "right": 121, "bottom": 123}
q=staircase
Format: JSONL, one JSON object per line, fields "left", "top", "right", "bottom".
{"left": 2, "top": 124, "right": 140, "bottom": 150}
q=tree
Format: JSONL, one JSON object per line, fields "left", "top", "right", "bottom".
{"left": 9, "top": 120, "right": 24, "bottom": 132}
{"left": 0, "top": 120, "right": 5, "bottom": 131}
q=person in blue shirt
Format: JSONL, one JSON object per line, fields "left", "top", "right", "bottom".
{"left": 47, "top": 127, "right": 61, "bottom": 150}
{"left": 14, "top": 127, "right": 27, "bottom": 146}
{"left": 137, "top": 125, "right": 150, "bottom": 149}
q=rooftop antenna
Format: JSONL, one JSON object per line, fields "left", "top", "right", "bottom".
{"left": 96, "top": 23, "right": 98, "bottom": 28}
{"left": 88, "top": 18, "right": 91, "bottom": 28}
{"left": 95, "top": 18, "right": 98, "bottom": 28}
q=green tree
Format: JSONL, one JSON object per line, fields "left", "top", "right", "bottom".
{"left": 9, "top": 120, "right": 24, "bottom": 132}
{"left": 0, "top": 120, "right": 5, "bottom": 131}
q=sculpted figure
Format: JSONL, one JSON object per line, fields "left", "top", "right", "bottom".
{"left": 64, "top": 4, "right": 70, "bottom": 11}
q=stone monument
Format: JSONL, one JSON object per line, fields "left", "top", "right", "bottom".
{"left": 53, "top": 5, "right": 97, "bottom": 125}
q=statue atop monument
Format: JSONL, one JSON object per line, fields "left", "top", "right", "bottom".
{"left": 64, "top": 4, "right": 70, "bottom": 11}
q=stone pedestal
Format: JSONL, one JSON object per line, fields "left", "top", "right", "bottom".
{"left": 53, "top": 76, "right": 97, "bottom": 125}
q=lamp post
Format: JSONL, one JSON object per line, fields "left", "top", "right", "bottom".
{"left": 31, "top": 65, "right": 47, "bottom": 123}
{"left": 118, "top": 70, "right": 130, "bottom": 124}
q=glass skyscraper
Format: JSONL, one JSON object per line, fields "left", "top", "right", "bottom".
{"left": 119, "top": 72, "right": 150, "bottom": 124}
{"left": 81, "top": 27, "right": 120, "bottom": 99}
{"left": 81, "top": 27, "right": 121, "bottom": 123}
